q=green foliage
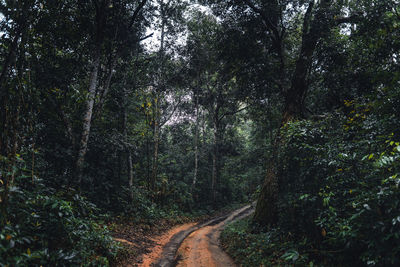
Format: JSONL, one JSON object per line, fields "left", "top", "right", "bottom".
{"left": 1, "top": 181, "right": 119, "bottom": 266}
{"left": 3, "top": 0, "right": 399, "bottom": 265}
{"left": 262, "top": 99, "right": 399, "bottom": 265}
{"left": 221, "top": 218, "right": 312, "bottom": 266}
{"left": 223, "top": 89, "right": 400, "bottom": 266}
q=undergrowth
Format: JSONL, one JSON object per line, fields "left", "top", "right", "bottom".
{"left": 221, "top": 218, "right": 317, "bottom": 266}
{"left": 0, "top": 183, "right": 119, "bottom": 266}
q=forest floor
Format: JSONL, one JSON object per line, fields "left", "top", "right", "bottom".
{"left": 113, "top": 205, "right": 254, "bottom": 267}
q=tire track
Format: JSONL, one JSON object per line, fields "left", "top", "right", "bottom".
{"left": 152, "top": 205, "right": 255, "bottom": 267}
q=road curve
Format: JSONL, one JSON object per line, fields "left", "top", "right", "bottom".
{"left": 153, "top": 205, "right": 254, "bottom": 267}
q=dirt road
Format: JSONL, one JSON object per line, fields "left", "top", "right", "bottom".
{"left": 175, "top": 205, "right": 253, "bottom": 267}
{"left": 152, "top": 205, "right": 254, "bottom": 267}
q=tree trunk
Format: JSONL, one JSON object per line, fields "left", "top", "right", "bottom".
{"left": 94, "top": 55, "right": 117, "bottom": 120}
{"left": 202, "top": 110, "right": 207, "bottom": 145}
{"left": 0, "top": 29, "right": 22, "bottom": 93}
{"left": 151, "top": 96, "right": 160, "bottom": 190}
{"left": 151, "top": 3, "right": 166, "bottom": 192}
{"left": 127, "top": 149, "right": 134, "bottom": 201}
{"left": 191, "top": 91, "right": 200, "bottom": 194}
{"left": 74, "top": 1, "right": 109, "bottom": 189}
{"left": 122, "top": 87, "right": 135, "bottom": 201}
{"left": 253, "top": 139, "right": 279, "bottom": 226}
{"left": 253, "top": 0, "right": 332, "bottom": 226}
{"left": 124, "top": 106, "right": 135, "bottom": 201}
{"left": 146, "top": 132, "right": 151, "bottom": 189}
{"left": 75, "top": 48, "right": 101, "bottom": 189}
{"left": 211, "top": 109, "right": 219, "bottom": 207}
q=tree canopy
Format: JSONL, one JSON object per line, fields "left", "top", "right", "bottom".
{"left": 1, "top": 0, "right": 400, "bottom": 266}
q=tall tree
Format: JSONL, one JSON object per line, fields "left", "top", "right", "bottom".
{"left": 149, "top": 0, "right": 188, "bottom": 191}
{"left": 75, "top": 0, "right": 149, "bottom": 189}
{"left": 0, "top": 0, "right": 41, "bottom": 227}
{"left": 203, "top": 0, "right": 362, "bottom": 225}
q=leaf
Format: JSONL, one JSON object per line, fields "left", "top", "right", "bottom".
{"left": 282, "top": 249, "right": 299, "bottom": 262}
{"left": 299, "top": 194, "right": 309, "bottom": 200}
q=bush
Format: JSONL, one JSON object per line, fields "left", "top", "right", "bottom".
{"left": 0, "top": 183, "right": 119, "bottom": 266}
{"left": 274, "top": 99, "right": 400, "bottom": 266}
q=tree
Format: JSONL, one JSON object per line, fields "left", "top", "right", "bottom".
{"left": 75, "top": 0, "right": 149, "bottom": 189}
{"left": 203, "top": 0, "right": 363, "bottom": 225}
{"left": 148, "top": 0, "right": 188, "bottom": 192}
{"left": 0, "top": 0, "right": 41, "bottom": 227}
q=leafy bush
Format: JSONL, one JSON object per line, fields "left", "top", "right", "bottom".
{"left": 274, "top": 99, "right": 400, "bottom": 266}
{"left": 0, "top": 183, "right": 119, "bottom": 266}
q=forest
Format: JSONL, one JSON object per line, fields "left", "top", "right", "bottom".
{"left": 1, "top": 0, "right": 400, "bottom": 266}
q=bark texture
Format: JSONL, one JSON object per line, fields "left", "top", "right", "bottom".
{"left": 211, "top": 93, "right": 222, "bottom": 207}
{"left": 211, "top": 118, "right": 218, "bottom": 206}
{"left": 253, "top": 0, "right": 333, "bottom": 226}
{"left": 191, "top": 91, "right": 200, "bottom": 194}
{"left": 151, "top": 96, "right": 160, "bottom": 190}
{"left": 76, "top": 49, "right": 101, "bottom": 187}
{"left": 122, "top": 92, "right": 135, "bottom": 201}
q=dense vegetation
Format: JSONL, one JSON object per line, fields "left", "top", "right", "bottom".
{"left": 1, "top": 0, "right": 400, "bottom": 266}
{"left": 213, "top": 0, "right": 400, "bottom": 266}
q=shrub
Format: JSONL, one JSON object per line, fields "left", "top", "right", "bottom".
{"left": 0, "top": 183, "right": 119, "bottom": 266}
{"left": 275, "top": 100, "right": 400, "bottom": 265}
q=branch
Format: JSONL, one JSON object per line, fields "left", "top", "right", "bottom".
{"left": 302, "top": 1, "right": 314, "bottom": 37}
{"left": 160, "top": 96, "right": 183, "bottom": 127}
{"left": 93, "top": 54, "right": 117, "bottom": 119}
{"left": 243, "top": 0, "right": 285, "bottom": 84}
{"left": 335, "top": 13, "right": 362, "bottom": 25}
{"left": 139, "top": 33, "right": 154, "bottom": 42}
{"left": 242, "top": 0, "right": 279, "bottom": 37}
{"left": 218, "top": 105, "right": 249, "bottom": 121}
{"left": 128, "top": 0, "right": 148, "bottom": 29}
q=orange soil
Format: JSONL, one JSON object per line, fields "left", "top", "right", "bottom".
{"left": 175, "top": 205, "right": 252, "bottom": 267}
{"left": 138, "top": 222, "right": 196, "bottom": 267}
{"left": 176, "top": 225, "right": 236, "bottom": 267}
